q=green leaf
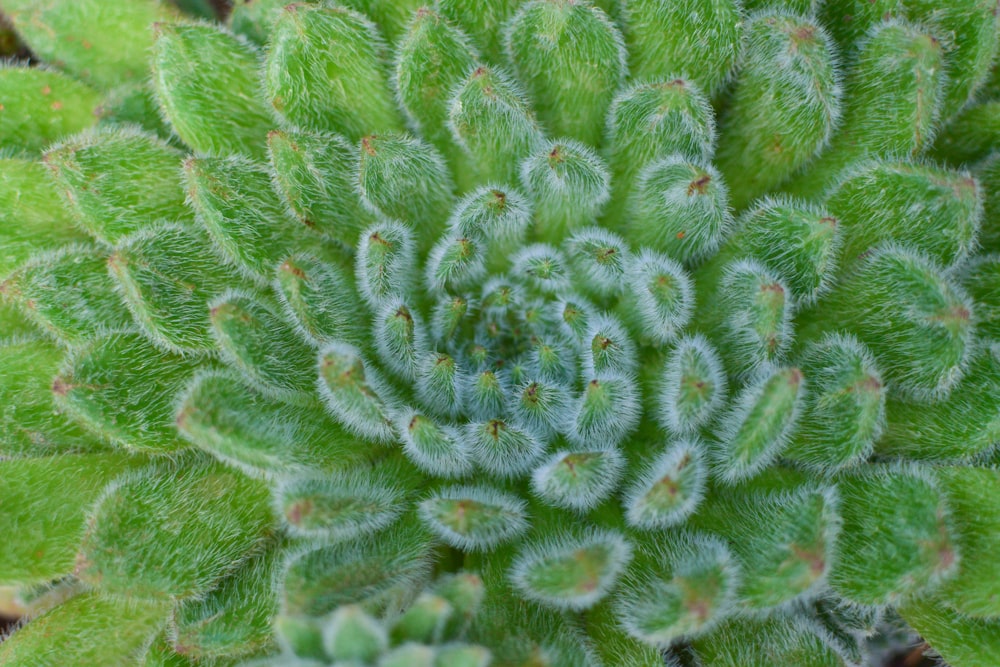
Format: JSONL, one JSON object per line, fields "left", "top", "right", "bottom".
{"left": 900, "top": 596, "right": 1000, "bottom": 667}
{"left": 43, "top": 127, "right": 191, "bottom": 245}
{"left": 0, "top": 67, "right": 100, "bottom": 154}
{"left": 0, "top": 159, "right": 88, "bottom": 278}
{"left": 54, "top": 332, "right": 201, "bottom": 452}
{"left": 0, "top": 593, "right": 168, "bottom": 667}
{"left": 229, "top": 0, "right": 310, "bottom": 44}
{"left": 606, "top": 79, "right": 715, "bottom": 222}
{"left": 0, "top": 335, "right": 103, "bottom": 457}
{"left": 907, "top": 0, "right": 1000, "bottom": 120}
{"left": 322, "top": 605, "right": 387, "bottom": 663}
{"left": 265, "top": 4, "right": 403, "bottom": 140}
{"left": 3, "top": 244, "right": 133, "bottom": 344}
{"left": 184, "top": 155, "right": 310, "bottom": 285}
{"left": 790, "top": 21, "right": 945, "bottom": 195}
{"left": 111, "top": 222, "right": 250, "bottom": 354}
{"left": 825, "top": 160, "right": 981, "bottom": 270}
{"left": 624, "top": 440, "right": 706, "bottom": 530}
{"left": 448, "top": 65, "right": 543, "bottom": 185}
{"left": 277, "top": 472, "right": 406, "bottom": 541}
{"left": 419, "top": 485, "right": 529, "bottom": 551}
{"left": 274, "top": 253, "right": 366, "bottom": 348}
{"left": 877, "top": 350, "right": 1000, "bottom": 461}
{"left": 283, "top": 522, "right": 433, "bottom": 617}
{"left": 717, "top": 13, "right": 841, "bottom": 208}
{"left": 395, "top": 8, "right": 479, "bottom": 155}
{"left": 713, "top": 366, "right": 805, "bottom": 482}
{"left": 338, "top": 0, "right": 424, "bottom": 44}
{"left": 437, "top": 0, "right": 520, "bottom": 64}
{"left": 507, "top": 0, "right": 625, "bottom": 147}
{"left": 722, "top": 198, "right": 840, "bottom": 306}
{"left": 0, "top": 453, "right": 146, "bottom": 585}
{"left": 692, "top": 485, "right": 835, "bottom": 610}
{"left": 1, "top": 0, "right": 176, "bottom": 90}
{"left": 808, "top": 245, "right": 974, "bottom": 400}
{"left": 830, "top": 466, "right": 957, "bottom": 605}
{"left": 357, "top": 132, "right": 454, "bottom": 252}
{"left": 176, "top": 370, "right": 374, "bottom": 476}
{"left": 511, "top": 529, "right": 632, "bottom": 611}
{"left": 268, "top": 129, "right": 376, "bottom": 248}
{"left": 152, "top": 22, "right": 274, "bottom": 158}
{"left": 619, "top": 0, "right": 742, "bottom": 96}
{"left": 520, "top": 139, "right": 611, "bottom": 243}
{"left": 784, "top": 333, "right": 885, "bottom": 471}
{"left": 531, "top": 449, "right": 624, "bottom": 513}
{"left": 318, "top": 341, "right": 399, "bottom": 444}
{"left": 699, "top": 259, "right": 794, "bottom": 381}
{"left": 173, "top": 540, "right": 282, "bottom": 661}
{"left": 389, "top": 592, "right": 453, "bottom": 645}
{"left": 627, "top": 156, "right": 732, "bottom": 265}
{"left": 209, "top": 291, "right": 318, "bottom": 402}
{"left": 691, "top": 615, "right": 849, "bottom": 667}
{"left": 77, "top": 457, "right": 274, "bottom": 600}
{"left": 616, "top": 531, "right": 737, "bottom": 646}
{"left": 658, "top": 334, "right": 727, "bottom": 436}
{"left": 934, "top": 467, "right": 1000, "bottom": 617}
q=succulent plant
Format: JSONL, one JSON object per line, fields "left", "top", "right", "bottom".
{"left": 1, "top": 0, "right": 1000, "bottom": 665}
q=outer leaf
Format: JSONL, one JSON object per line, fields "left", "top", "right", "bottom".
{"left": 0, "top": 593, "right": 168, "bottom": 667}
{"left": 877, "top": 351, "right": 1000, "bottom": 461}
{"left": 448, "top": 65, "right": 543, "bottom": 185}
{"left": 620, "top": 0, "right": 742, "bottom": 95}
{"left": 692, "top": 484, "right": 835, "bottom": 610}
{"left": 0, "top": 68, "right": 100, "bottom": 154}
{"left": 0, "top": 335, "right": 102, "bottom": 457}
{"left": 152, "top": 22, "right": 274, "bottom": 158}
{"left": 43, "top": 127, "right": 191, "bottom": 245}
{"left": 830, "top": 466, "right": 957, "bottom": 605}
{"left": 716, "top": 12, "right": 841, "bottom": 208}
{"left": 172, "top": 540, "right": 282, "bottom": 661}
{"left": 824, "top": 160, "right": 981, "bottom": 270}
{"left": 184, "top": 155, "right": 310, "bottom": 285}
{"left": 616, "top": 532, "right": 738, "bottom": 647}
{"left": 1, "top": 0, "right": 176, "bottom": 89}
{"left": 209, "top": 290, "right": 318, "bottom": 402}
{"left": 807, "top": 244, "right": 974, "bottom": 400}
{"left": 265, "top": 4, "right": 403, "bottom": 139}
{"left": 900, "top": 596, "right": 1000, "bottom": 667}
{"left": 394, "top": 8, "right": 479, "bottom": 154}
{"left": 283, "top": 522, "right": 434, "bottom": 616}
{"left": 934, "top": 467, "right": 1000, "bottom": 617}
{"left": 0, "top": 159, "right": 88, "bottom": 278}
{"left": 338, "top": 0, "right": 424, "bottom": 44}
{"left": 691, "top": 616, "right": 848, "bottom": 667}
{"left": 436, "top": 0, "right": 520, "bottom": 63}
{"left": 790, "top": 20, "right": 945, "bottom": 195}
{"left": 176, "top": 370, "right": 373, "bottom": 476}
{"left": 54, "top": 332, "right": 200, "bottom": 452}
{"left": 268, "top": 129, "right": 376, "bottom": 247}
{"left": 111, "top": 222, "right": 250, "bottom": 354}
{"left": 506, "top": 0, "right": 626, "bottom": 146}
{"left": 2, "top": 244, "right": 133, "bottom": 344}
{"left": 77, "top": 457, "right": 274, "bottom": 600}
{"left": 274, "top": 253, "right": 366, "bottom": 348}
{"left": 783, "top": 334, "right": 885, "bottom": 470}
{"left": 0, "top": 453, "right": 145, "bottom": 585}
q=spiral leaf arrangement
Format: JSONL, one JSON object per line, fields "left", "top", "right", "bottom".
{"left": 1, "top": 0, "right": 1000, "bottom": 665}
